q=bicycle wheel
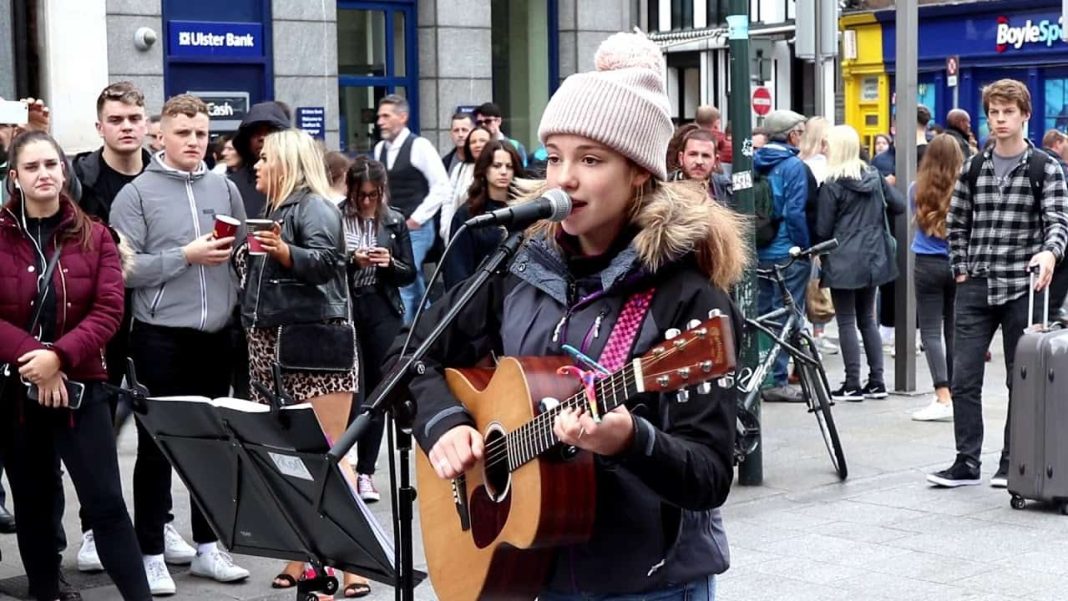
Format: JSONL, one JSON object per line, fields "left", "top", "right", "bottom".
{"left": 797, "top": 338, "right": 847, "bottom": 480}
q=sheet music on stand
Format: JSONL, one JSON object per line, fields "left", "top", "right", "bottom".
{"left": 135, "top": 395, "right": 415, "bottom": 589}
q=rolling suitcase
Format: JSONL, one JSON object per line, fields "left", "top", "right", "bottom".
{"left": 1008, "top": 270, "right": 1068, "bottom": 514}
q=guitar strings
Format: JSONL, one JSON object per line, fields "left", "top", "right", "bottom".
{"left": 478, "top": 333, "right": 712, "bottom": 470}
{"left": 477, "top": 334, "right": 708, "bottom": 469}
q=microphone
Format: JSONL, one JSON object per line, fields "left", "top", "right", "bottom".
{"left": 464, "top": 189, "right": 572, "bottom": 230}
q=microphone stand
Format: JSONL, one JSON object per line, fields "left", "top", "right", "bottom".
{"left": 326, "top": 229, "right": 525, "bottom": 601}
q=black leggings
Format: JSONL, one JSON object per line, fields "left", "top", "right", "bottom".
{"left": 1, "top": 389, "right": 151, "bottom": 601}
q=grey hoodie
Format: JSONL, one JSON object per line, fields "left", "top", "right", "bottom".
{"left": 110, "top": 153, "right": 247, "bottom": 332}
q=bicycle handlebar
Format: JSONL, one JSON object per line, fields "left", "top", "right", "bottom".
{"left": 789, "top": 239, "right": 839, "bottom": 261}
{"left": 754, "top": 239, "right": 840, "bottom": 278}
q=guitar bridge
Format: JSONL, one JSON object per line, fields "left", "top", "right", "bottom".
{"left": 452, "top": 475, "right": 471, "bottom": 531}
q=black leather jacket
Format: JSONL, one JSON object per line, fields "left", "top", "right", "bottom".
{"left": 241, "top": 188, "right": 349, "bottom": 329}
{"left": 338, "top": 205, "right": 417, "bottom": 317}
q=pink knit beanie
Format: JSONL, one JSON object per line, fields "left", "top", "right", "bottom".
{"left": 538, "top": 32, "right": 673, "bottom": 181}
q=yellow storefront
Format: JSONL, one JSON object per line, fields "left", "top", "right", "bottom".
{"left": 840, "top": 13, "right": 890, "bottom": 156}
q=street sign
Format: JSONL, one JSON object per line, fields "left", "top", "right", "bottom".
{"left": 946, "top": 55, "right": 959, "bottom": 87}
{"left": 296, "top": 107, "right": 326, "bottom": 140}
{"left": 187, "top": 91, "right": 249, "bottom": 132}
{"left": 752, "top": 86, "right": 772, "bottom": 116}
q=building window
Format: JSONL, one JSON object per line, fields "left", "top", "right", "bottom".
{"left": 706, "top": 0, "right": 727, "bottom": 26}
{"left": 672, "top": 0, "right": 694, "bottom": 30}
{"left": 491, "top": 0, "right": 552, "bottom": 154}
{"left": 648, "top": 0, "right": 660, "bottom": 31}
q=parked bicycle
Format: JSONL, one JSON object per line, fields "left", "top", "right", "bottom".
{"left": 734, "top": 239, "right": 847, "bottom": 480}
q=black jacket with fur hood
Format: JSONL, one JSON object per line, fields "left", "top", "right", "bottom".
{"left": 397, "top": 181, "right": 744, "bottom": 594}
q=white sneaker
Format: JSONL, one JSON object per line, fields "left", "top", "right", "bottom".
{"left": 357, "top": 474, "right": 381, "bottom": 503}
{"left": 77, "top": 530, "right": 103, "bottom": 572}
{"left": 912, "top": 400, "right": 954, "bottom": 422}
{"left": 163, "top": 524, "right": 195, "bottom": 565}
{"left": 817, "top": 336, "right": 840, "bottom": 355}
{"left": 190, "top": 546, "right": 250, "bottom": 582}
{"left": 143, "top": 555, "right": 176, "bottom": 596}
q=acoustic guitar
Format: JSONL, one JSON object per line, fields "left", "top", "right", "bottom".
{"left": 414, "top": 310, "right": 736, "bottom": 601}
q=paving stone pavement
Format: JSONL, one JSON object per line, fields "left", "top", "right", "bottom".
{"left": 2, "top": 329, "right": 1065, "bottom": 600}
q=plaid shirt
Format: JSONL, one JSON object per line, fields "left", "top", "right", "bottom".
{"left": 947, "top": 142, "right": 1068, "bottom": 306}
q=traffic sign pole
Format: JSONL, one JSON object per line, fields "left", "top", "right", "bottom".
{"left": 727, "top": 0, "right": 761, "bottom": 486}
{"left": 946, "top": 55, "right": 960, "bottom": 109}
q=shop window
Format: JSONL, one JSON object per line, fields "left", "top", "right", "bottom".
{"left": 1045, "top": 77, "right": 1068, "bottom": 134}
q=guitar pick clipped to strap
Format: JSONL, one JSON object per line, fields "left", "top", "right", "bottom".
{"left": 557, "top": 288, "right": 656, "bottom": 422}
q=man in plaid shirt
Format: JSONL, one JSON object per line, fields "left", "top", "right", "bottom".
{"left": 928, "top": 79, "right": 1068, "bottom": 488}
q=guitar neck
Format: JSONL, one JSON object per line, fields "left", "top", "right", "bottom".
{"left": 504, "top": 361, "right": 643, "bottom": 471}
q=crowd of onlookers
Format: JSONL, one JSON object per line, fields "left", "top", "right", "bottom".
{"left": 2, "top": 71, "right": 1067, "bottom": 600}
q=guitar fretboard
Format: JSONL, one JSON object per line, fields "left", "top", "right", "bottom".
{"left": 501, "top": 361, "right": 642, "bottom": 471}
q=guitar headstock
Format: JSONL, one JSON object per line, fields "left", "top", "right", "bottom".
{"left": 638, "top": 310, "right": 736, "bottom": 393}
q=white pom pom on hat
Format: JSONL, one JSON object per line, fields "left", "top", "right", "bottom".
{"left": 538, "top": 31, "right": 673, "bottom": 181}
{"left": 594, "top": 32, "right": 666, "bottom": 75}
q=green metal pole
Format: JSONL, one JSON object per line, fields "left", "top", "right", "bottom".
{"left": 727, "top": 1, "right": 761, "bottom": 486}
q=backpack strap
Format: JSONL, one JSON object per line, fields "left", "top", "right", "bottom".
{"left": 966, "top": 152, "right": 985, "bottom": 200}
{"left": 1029, "top": 148, "right": 1047, "bottom": 207}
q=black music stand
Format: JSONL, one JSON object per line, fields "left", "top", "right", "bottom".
{"left": 125, "top": 362, "right": 422, "bottom": 601}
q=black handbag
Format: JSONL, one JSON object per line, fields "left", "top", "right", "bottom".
{"left": 0, "top": 246, "right": 63, "bottom": 402}
{"left": 275, "top": 322, "right": 356, "bottom": 372}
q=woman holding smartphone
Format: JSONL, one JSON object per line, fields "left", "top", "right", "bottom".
{"left": 339, "top": 156, "right": 415, "bottom": 504}
{"left": 0, "top": 131, "right": 151, "bottom": 600}
{"left": 239, "top": 129, "right": 368, "bottom": 598}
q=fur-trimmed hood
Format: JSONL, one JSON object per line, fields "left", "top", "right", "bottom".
{"left": 519, "top": 178, "right": 748, "bottom": 292}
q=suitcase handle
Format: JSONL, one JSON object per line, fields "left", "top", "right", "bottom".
{"left": 1028, "top": 265, "right": 1051, "bottom": 333}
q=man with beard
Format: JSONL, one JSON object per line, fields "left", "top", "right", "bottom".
{"left": 672, "top": 128, "right": 732, "bottom": 204}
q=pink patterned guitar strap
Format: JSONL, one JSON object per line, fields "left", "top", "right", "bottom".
{"left": 597, "top": 288, "right": 657, "bottom": 372}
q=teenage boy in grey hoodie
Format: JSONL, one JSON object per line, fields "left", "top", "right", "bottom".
{"left": 109, "top": 94, "right": 250, "bottom": 595}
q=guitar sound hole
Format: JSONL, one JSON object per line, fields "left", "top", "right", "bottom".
{"left": 482, "top": 426, "right": 511, "bottom": 502}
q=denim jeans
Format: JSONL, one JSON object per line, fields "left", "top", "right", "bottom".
{"left": 758, "top": 258, "right": 810, "bottom": 385}
{"left": 951, "top": 278, "right": 1031, "bottom": 466}
{"left": 400, "top": 222, "right": 436, "bottom": 324}
{"left": 830, "top": 286, "right": 883, "bottom": 389}
{"left": 914, "top": 254, "right": 955, "bottom": 389}
{"left": 540, "top": 575, "right": 716, "bottom": 601}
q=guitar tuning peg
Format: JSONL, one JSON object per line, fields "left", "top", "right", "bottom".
{"left": 707, "top": 309, "right": 722, "bottom": 319}
{"left": 665, "top": 328, "right": 681, "bottom": 340}
{"left": 698, "top": 382, "right": 713, "bottom": 394}
{"left": 687, "top": 319, "right": 701, "bottom": 330}
{"left": 675, "top": 389, "right": 690, "bottom": 404}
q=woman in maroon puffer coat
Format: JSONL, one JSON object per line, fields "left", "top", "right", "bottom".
{"left": 0, "top": 131, "right": 150, "bottom": 601}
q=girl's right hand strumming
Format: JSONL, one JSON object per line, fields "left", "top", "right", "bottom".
{"left": 428, "top": 425, "right": 484, "bottom": 480}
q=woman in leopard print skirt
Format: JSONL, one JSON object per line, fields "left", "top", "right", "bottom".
{"left": 236, "top": 128, "right": 370, "bottom": 598}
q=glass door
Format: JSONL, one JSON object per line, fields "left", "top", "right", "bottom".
{"left": 337, "top": 1, "right": 417, "bottom": 154}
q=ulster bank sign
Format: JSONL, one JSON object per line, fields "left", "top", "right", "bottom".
{"left": 168, "top": 21, "right": 264, "bottom": 58}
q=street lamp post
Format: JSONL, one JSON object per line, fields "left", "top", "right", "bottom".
{"left": 727, "top": 0, "right": 761, "bottom": 486}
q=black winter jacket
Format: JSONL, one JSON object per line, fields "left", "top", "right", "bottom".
{"left": 396, "top": 185, "right": 739, "bottom": 595}
{"left": 338, "top": 205, "right": 416, "bottom": 317}
{"left": 816, "top": 167, "right": 905, "bottom": 289}
{"left": 241, "top": 188, "right": 349, "bottom": 329}
{"left": 72, "top": 148, "right": 153, "bottom": 222}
